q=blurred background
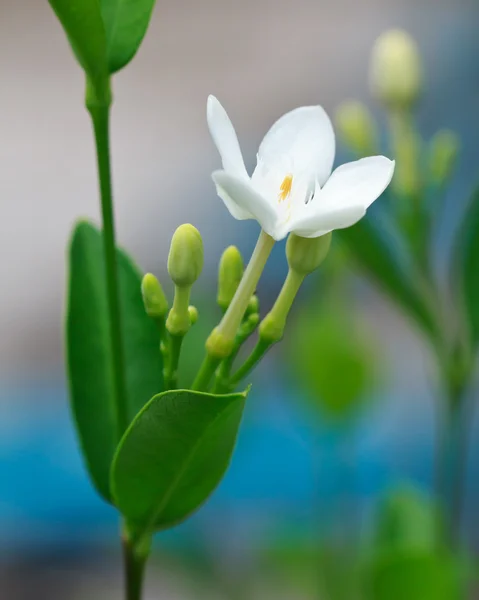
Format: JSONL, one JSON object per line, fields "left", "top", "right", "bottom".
{"left": 1, "top": 0, "right": 479, "bottom": 597}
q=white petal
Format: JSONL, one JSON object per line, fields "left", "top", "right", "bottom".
{"left": 291, "top": 205, "right": 366, "bottom": 238}
{"left": 318, "top": 156, "right": 395, "bottom": 211}
{"left": 207, "top": 96, "right": 248, "bottom": 178}
{"left": 212, "top": 171, "right": 279, "bottom": 235}
{"left": 288, "top": 156, "right": 394, "bottom": 238}
{"left": 257, "top": 106, "right": 335, "bottom": 186}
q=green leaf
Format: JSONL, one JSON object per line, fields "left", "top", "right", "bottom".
{"left": 368, "top": 552, "right": 463, "bottom": 600}
{"left": 48, "top": 0, "right": 108, "bottom": 87}
{"left": 289, "top": 303, "right": 377, "bottom": 420}
{"left": 374, "top": 487, "right": 441, "bottom": 554}
{"left": 111, "top": 388, "right": 248, "bottom": 533}
{"left": 67, "top": 220, "right": 163, "bottom": 501}
{"left": 455, "top": 186, "right": 479, "bottom": 345}
{"left": 100, "top": 0, "right": 157, "bottom": 73}
{"left": 337, "top": 213, "right": 438, "bottom": 340}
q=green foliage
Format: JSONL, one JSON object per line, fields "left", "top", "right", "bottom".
{"left": 111, "top": 388, "right": 248, "bottom": 534}
{"left": 368, "top": 552, "right": 463, "bottom": 600}
{"left": 67, "top": 220, "right": 163, "bottom": 500}
{"left": 374, "top": 487, "right": 440, "bottom": 553}
{"left": 456, "top": 186, "right": 479, "bottom": 346}
{"left": 367, "top": 488, "right": 464, "bottom": 600}
{"left": 49, "top": 0, "right": 157, "bottom": 80}
{"left": 48, "top": 0, "right": 108, "bottom": 89}
{"left": 289, "top": 299, "right": 376, "bottom": 420}
{"left": 100, "top": 0, "right": 157, "bottom": 73}
{"left": 337, "top": 214, "right": 438, "bottom": 340}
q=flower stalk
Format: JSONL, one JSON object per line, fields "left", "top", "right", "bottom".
{"left": 86, "top": 77, "right": 129, "bottom": 441}
{"left": 192, "top": 230, "right": 275, "bottom": 391}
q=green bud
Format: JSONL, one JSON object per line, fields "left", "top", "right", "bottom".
{"left": 335, "top": 100, "right": 377, "bottom": 155}
{"left": 188, "top": 305, "right": 199, "bottom": 325}
{"left": 245, "top": 294, "right": 260, "bottom": 317}
{"left": 168, "top": 224, "right": 204, "bottom": 287}
{"left": 369, "top": 29, "right": 421, "bottom": 110}
{"left": 239, "top": 312, "right": 260, "bottom": 339}
{"left": 141, "top": 273, "right": 168, "bottom": 318}
{"left": 286, "top": 233, "right": 332, "bottom": 276}
{"left": 217, "top": 245, "right": 244, "bottom": 311}
{"left": 428, "top": 129, "right": 460, "bottom": 186}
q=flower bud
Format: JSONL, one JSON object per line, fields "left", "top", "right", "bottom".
{"left": 286, "top": 233, "right": 332, "bottom": 276}
{"left": 245, "top": 294, "right": 260, "bottom": 317}
{"left": 168, "top": 224, "right": 204, "bottom": 287}
{"left": 335, "top": 101, "right": 377, "bottom": 155}
{"left": 369, "top": 29, "right": 421, "bottom": 110}
{"left": 238, "top": 312, "right": 260, "bottom": 339}
{"left": 141, "top": 273, "right": 168, "bottom": 319}
{"left": 188, "top": 305, "right": 199, "bottom": 325}
{"left": 428, "top": 130, "right": 460, "bottom": 186}
{"left": 217, "top": 245, "right": 244, "bottom": 311}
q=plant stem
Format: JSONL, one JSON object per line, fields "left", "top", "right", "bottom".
{"left": 214, "top": 230, "right": 275, "bottom": 344}
{"left": 165, "top": 334, "right": 183, "bottom": 389}
{"left": 440, "top": 391, "right": 471, "bottom": 546}
{"left": 122, "top": 533, "right": 150, "bottom": 600}
{"left": 229, "top": 339, "right": 270, "bottom": 386}
{"left": 194, "top": 230, "right": 275, "bottom": 392}
{"left": 229, "top": 269, "right": 304, "bottom": 387}
{"left": 87, "top": 84, "right": 128, "bottom": 440}
{"left": 192, "top": 353, "right": 222, "bottom": 392}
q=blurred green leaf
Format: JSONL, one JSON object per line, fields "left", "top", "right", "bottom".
{"left": 48, "top": 0, "right": 108, "bottom": 88}
{"left": 337, "top": 213, "right": 438, "bottom": 340}
{"left": 368, "top": 488, "right": 465, "bottom": 599}
{"left": 100, "top": 0, "right": 157, "bottom": 73}
{"left": 289, "top": 303, "right": 376, "bottom": 419}
{"left": 368, "top": 552, "right": 463, "bottom": 600}
{"left": 374, "top": 487, "right": 441, "bottom": 553}
{"left": 67, "top": 220, "right": 163, "bottom": 500}
{"left": 455, "top": 186, "right": 479, "bottom": 345}
{"left": 111, "top": 389, "right": 247, "bottom": 533}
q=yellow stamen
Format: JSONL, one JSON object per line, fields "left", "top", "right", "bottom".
{"left": 278, "top": 174, "right": 293, "bottom": 202}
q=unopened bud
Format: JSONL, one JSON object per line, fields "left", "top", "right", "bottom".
{"left": 428, "top": 130, "right": 460, "bottom": 186}
{"left": 286, "top": 233, "right": 332, "bottom": 276}
{"left": 141, "top": 273, "right": 168, "bottom": 318}
{"left": 238, "top": 312, "right": 260, "bottom": 339}
{"left": 217, "top": 245, "right": 244, "bottom": 311}
{"left": 188, "top": 305, "right": 199, "bottom": 325}
{"left": 370, "top": 29, "right": 421, "bottom": 110}
{"left": 245, "top": 294, "right": 260, "bottom": 317}
{"left": 335, "top": 101, "right": 377, "bottom": 155}
{"left": 168, "top": 224, "right": 204, "bottom": 287}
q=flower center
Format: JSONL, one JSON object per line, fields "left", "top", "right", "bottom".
{"left": 278, "top": 174, "right": 293, "bottom": 203}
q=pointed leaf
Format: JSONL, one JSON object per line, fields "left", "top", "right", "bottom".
{"left": 67, "top": 220, "right": 164, "bottom": 501}
{"left": 100, "top": 0, "right": 157, "bottom": 73}
{"left": 48, "top": 0, "right": 108, "bottom": 87}
{"left": 337, "top": 213, "right": 438, "bottom": 340}
{"left": 111, "top": 389, "right": 248, "bottom": 533}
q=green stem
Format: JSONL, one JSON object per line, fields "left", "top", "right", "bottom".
{"left": 192, "top": 353, "right": 222, "bottom": 392}
{"left": 165, "top": 334, "right": 183, "bottom": 389}
{"left": 194, "top": 230, "right": 275, "bottom": 392}
{"left": 229, "top": 269, "right": 304, "bottom": 387}
{"left": 87, "top": 82, "right": 128, "bottom": 440}
{"left": 122, "top": 532, "right": 151, "bottom": 600}
{"left": 215, "top": 230, "right": 275, "bottom": 343}
{"left": 164, "top": 286, "right": 191, "bottom": 389}
{"left": 229, "top": 339, "right": 270, "bottom": 386}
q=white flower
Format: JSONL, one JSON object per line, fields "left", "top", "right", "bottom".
{"left": 207, "top": 95, "right": 395, "bottom": 241}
